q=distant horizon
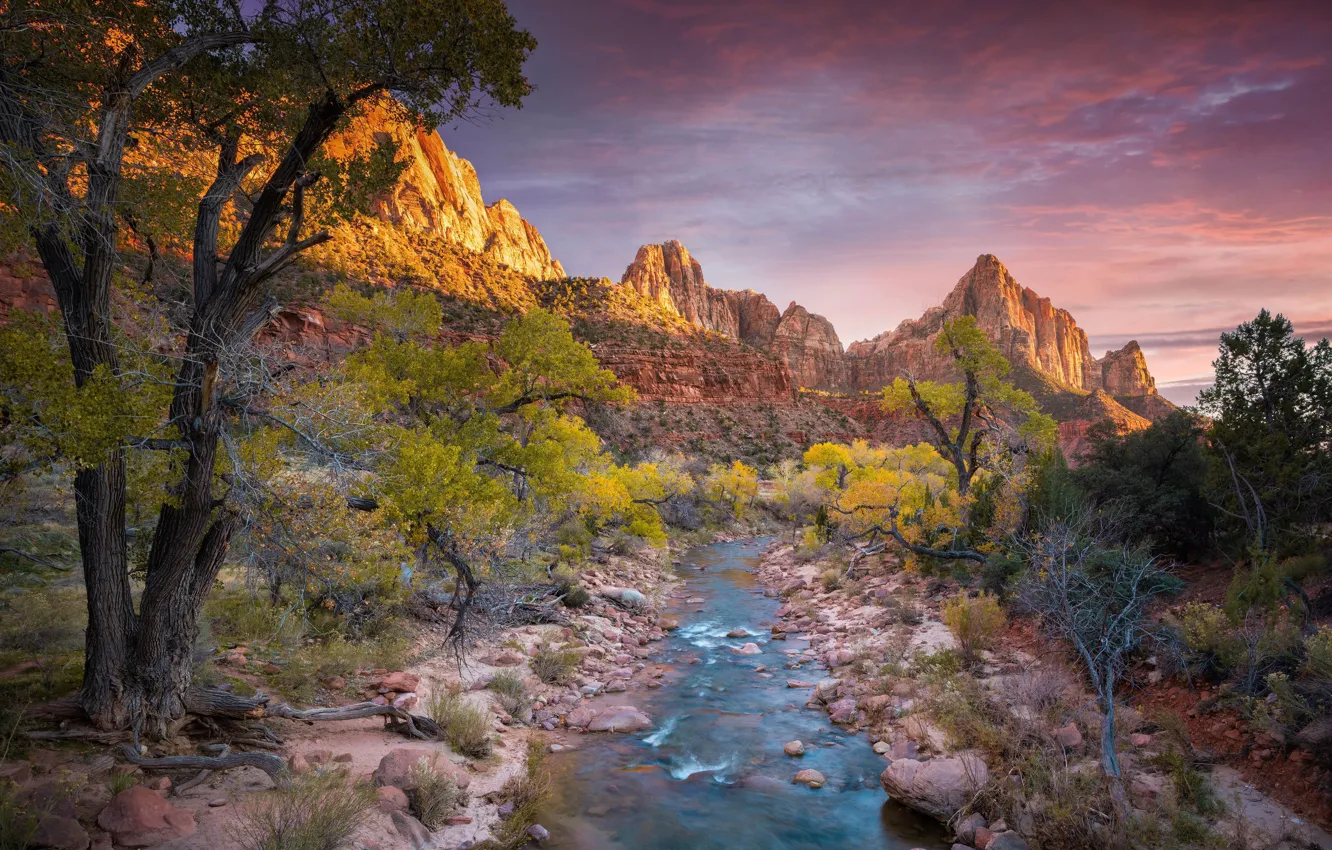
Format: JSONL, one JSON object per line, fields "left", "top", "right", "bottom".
{"left": 442, "top": 0, "right": 1332, "bottom": 405}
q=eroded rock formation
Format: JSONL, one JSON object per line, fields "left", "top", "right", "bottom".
{"left": 326, "top": 103, "right": 564, "bottom": 280}
{"left": 620, "top": 240, "right": 848, "bottom": 390}
{"left": 848, "top": 254, "right": 1096, "bottom": 389}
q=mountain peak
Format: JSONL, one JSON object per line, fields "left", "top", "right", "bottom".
{"left": 329, "top": 103, "right": 564, "bottom": 280}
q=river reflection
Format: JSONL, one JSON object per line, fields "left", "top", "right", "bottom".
{"left": 537, "top": 539, "right": 947, "bottom": 850}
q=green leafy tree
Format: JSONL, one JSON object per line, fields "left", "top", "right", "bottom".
{"left": 1198, "top": 310, "right": 1331, "bottom": 555}
{"left": 0, "top": 0, "right": 535, "bottom": 733}
{"left": 881, "top": 316, "right": 1056, "bottom": 505}
{"left": 318, "top": 296, "right": 640, "bottom": 645}
{"left": 1073, "top": 411, "right": 1213, "bottom": 560}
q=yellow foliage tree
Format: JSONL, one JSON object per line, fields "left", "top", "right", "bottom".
{"left": 705, "top": 461, "right": 759, "bottom": 519}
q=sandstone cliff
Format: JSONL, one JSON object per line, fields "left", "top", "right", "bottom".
{"left": 620, "top": 240, "right": 848, "bottom": 390}
{"left": 325, "top": 104, "right": 564, "bottom": 280}
{"left": 845, "top": 254, "right": 1167, "bottom": 407}
{"left": 772, "top": 302, "right": 848, "bottom": 390}
{"left": 847, "top": 254, "right": 1096, "bottom": 389}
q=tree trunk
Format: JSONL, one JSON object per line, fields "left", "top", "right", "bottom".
{"left": 77, "top": 461, "right": 138, "bottom": 730}
{"left": 1100, "top": 676, "right": 1121, "bottom": 779}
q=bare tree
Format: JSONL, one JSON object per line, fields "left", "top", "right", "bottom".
{"left": 1016, "top": 511, "right": 1174, "bottom": 787}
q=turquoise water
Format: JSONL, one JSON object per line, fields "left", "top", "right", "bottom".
{"left": 538, "top": 539, "right": 947, "bottom": 849}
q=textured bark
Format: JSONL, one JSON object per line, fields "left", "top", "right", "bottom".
{"left": 4, "top": 31, "right": 357, "bottom": 732}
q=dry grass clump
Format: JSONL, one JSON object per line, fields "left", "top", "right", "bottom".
{"left": 531, "top": 643, "right": 580, "bottom": 685}
{"left": 229, "top": 772, "right": 374, "bottom": 850}
{"left": 408, "top": 758, "right": 468, "bottom": 829}
{"left": 427, "top": 685, "right": 494, "bottom": 759}
{"left": 941, "top": 592, "right": 1005, "bottom": 664}
{"left": 820, "top": 567, "right": 842, "bottom": 591}
{"left": 0, "top": 778, "right": 41, "bottom": 850}
{"left": 487, "top": 671, "right": 527, "bottom": 715}
{"left": 474, "top": 741, "right": 551, "bottom": 850}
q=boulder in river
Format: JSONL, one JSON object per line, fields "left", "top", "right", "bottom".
{"left": 784, "top": 741, "right": 805, "bottom": 756}
{"left": 586, "top": 706, "right": 653, "bottom": 732}
{"left": 732, "top": 643, "right": 761, "bottom": 655}
{"left": 793, "top": 769, "right": 826, "bottom": 788}
{"left": 880, "top": 754, "right": 988, "bottom": 821}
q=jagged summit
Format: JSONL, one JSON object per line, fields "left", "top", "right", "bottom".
{"left": 617, "top": 245, "right": 1166, "bottom": 414}
{"left": 620, "top": 240, "right": 846, "bottom": 390}
{"left": 327, "top": 102, "right": 564, "bottom": 280}
{"left": 845, "top": 254, "right": 1159, "bottom": 398}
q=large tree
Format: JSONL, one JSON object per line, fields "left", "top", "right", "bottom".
{"left": 1198, "top": 310, "right": 1332, "bottom": 556}
{"left": 0, "top": 0, "right": 535, "bottom": 733}
{"left": 881, "top": 316, "right": 1055, "bottom": 504}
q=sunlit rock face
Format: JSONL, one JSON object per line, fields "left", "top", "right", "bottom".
{"left": 847, "top": 254, "right": 1096, "bottom": 389}
{"left": 1093, "top": 339, "right": 1156, "bottom": 396}
{"left": 620, "top": 240, "right": 848, "bottom": 390}
{"left": 326, "top": 103, "right": 564, "bottom": 280}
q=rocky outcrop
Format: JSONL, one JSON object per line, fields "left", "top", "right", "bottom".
{"left": 621, "top": 241, "right": 740, "bottom": 337}
{"left": 844, "top": 254, "right": 1171, "bottom": 425}
{"left": 772, "top": 303, "right": 848, "bottom": 390}
{"left": 848, "top": 254, "right": 1097, "bottom": 389}
{"left": 619, "top": 240, "right": 846, "bottom": 391}
{"left": 327, "top": 102, "right": 564, "bottom": 280}
{"left": 592, "top": 339, "right": 795, "bottom": 403}
{"left": 1094, "top": 340, "right": 1156, "bottom": 396}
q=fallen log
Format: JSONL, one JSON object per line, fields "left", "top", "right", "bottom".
{"left": 120, "top": 743, "right": 287, "bottom": 785}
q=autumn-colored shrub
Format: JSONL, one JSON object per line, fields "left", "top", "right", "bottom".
{"left": 941, "top": 593, "right": 1006, "bottom": 663}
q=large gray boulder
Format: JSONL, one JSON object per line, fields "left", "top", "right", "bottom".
{"left": 880, "top": 754, "right": 988, "bottom": 821}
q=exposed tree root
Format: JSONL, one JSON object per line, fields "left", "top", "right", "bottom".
{"left": 30, "top": 686, "right": 444, "bottom": 788}
{"left": 120, "top": 742, "right": 287, "bottom": 786}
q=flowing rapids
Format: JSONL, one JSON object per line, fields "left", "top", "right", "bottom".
{"left": 538, "top": 539, "right": 947, "bottom": 849}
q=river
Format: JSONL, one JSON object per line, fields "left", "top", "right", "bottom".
{"left": 538, "top": 538, "right": 948, "bottom": 849}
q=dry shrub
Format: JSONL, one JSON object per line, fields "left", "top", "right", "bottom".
{"left": 941, "top": 592, "right": 1005, "bottom": 664}
{"left": 487, "top": 671, "right": 527, "bottom": 715}
{"left": 476, "top": 741, "right": 551, "bottom": 850}
{"left": 229, "top": 772, "right": 373, "bottom": 850}
{"left": 820, "top": 568, "right": 842, "bottom": 591}
{"left": 1302, "top": 627, "right": 1332, "bottom": 683}
{"left": 1008, "top": 664, "right": 1075, "bottom": 726}
{"left": 408, "top": 758, "right": 467, "bottom": 829}
{"left": 531, "top": 643, "right": 580, "bottom": 685}
{"left": 0, "top": 779, "right": 41, "bottom": 850}
{"left": 427, "top": 685, "right": 494, "bottom": 759}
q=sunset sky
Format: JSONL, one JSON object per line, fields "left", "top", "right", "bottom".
{"left": 447, "top": 0, "right": 1332, "bottom": 404}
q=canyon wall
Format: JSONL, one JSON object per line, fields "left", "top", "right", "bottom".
{"left": 326, "top": 104, "right": 565, "bottom": 280}
{"left": 620, "top": 240, "right": 849, "bottom": 391}
{"left": 617, "top": 245, "right": 1165, "bottom": 417}
{"left": 845, "top": 254, "right": 1158, "bottom": 398}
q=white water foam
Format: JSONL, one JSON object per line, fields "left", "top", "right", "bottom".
{"left": 643, "top": 715, "right": 678, "bottom": 747}
{"left": 666, "top": 753, "right": 736, "bottom": 780}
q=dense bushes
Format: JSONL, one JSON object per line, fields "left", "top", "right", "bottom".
{"left": 1073, "top": 411, "right": 1212, "bottom": 560}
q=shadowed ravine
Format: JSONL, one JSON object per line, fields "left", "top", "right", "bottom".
{"left": 539, "top": 539, "right": 948, "bottom": 849}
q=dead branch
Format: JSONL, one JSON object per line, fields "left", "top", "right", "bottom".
{"left": 120, "top": 743, "right": 286, "bottom": 784}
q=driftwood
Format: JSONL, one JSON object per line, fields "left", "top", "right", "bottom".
{"left": 186, "top": 686, "right": 439, "bottom": 739}
{"left": 420, "top": 581, "right": 572, "bottom": 630}
{"left": 120, "top": 742, "right": 287, "bottom": 785}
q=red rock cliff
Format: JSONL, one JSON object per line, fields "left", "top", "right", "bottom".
{"left": 848, "top": 254, "right": 1097, "bottom": 388}
{"left": 619, "top": 240, "right": 847, "bottom": 390}
{"left": 325, "top": 104, "right": 565, "bottom": 280}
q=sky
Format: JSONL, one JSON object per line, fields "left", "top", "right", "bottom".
{"left": 445, "top": 0, "right": 1332, "bottom": 405}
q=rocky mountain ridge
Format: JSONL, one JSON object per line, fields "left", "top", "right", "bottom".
{"left": 0, "top": 108, "right": 1172, "bottom": 444}
{"left": 618, "top": 241, "right": 1168, "bottom": 421}
{"left": 327, "top": 103, "right": 564, "bottom": 280}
